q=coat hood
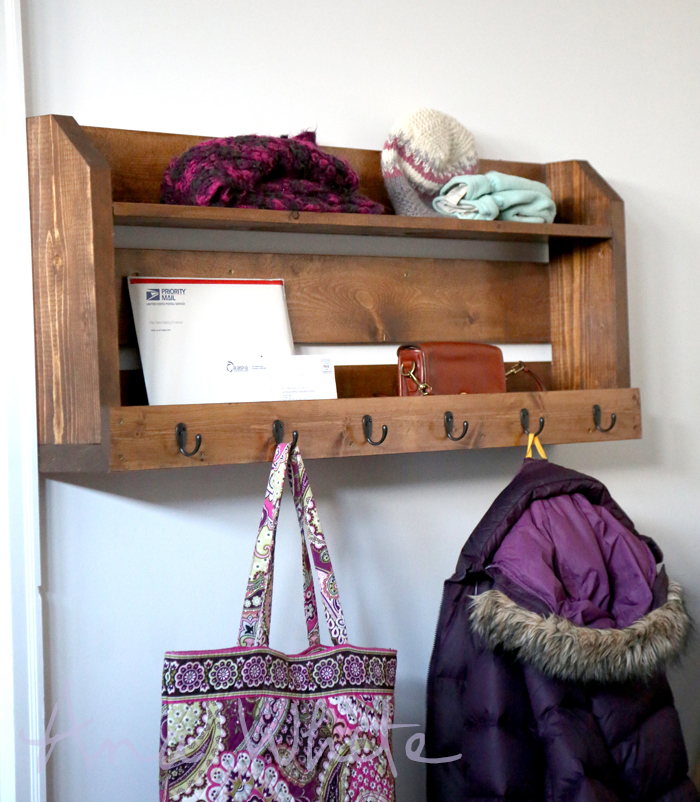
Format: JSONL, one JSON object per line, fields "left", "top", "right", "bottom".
{"left": 455, "top": 458, "right": 660, "bottom": 578}
{"left": 459, "top": 459, "right": 691, "bottom": 683}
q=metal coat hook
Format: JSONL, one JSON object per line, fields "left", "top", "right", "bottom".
{"left": 273, "top": 419, "right": 298, "bottom": 451}
{"left": 362, "top": 414, "right": 388, "bottom": 446}
{"left": 520, "top": 408, "right": 545, "bottom": 436}
{"left": 175, "top": 423, "right": 202, "bottom": 457}
{"left": 444, "top": 411, "right": 469, "bottom": 442}
{"left": 593, "top": 404, "right": 617, "bottom": 433}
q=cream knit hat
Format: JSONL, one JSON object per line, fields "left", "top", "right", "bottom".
{"left": 381, "top": 108, "right": 478, "bottom": 217}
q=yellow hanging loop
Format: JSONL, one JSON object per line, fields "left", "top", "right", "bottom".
{"left": 526, "top": 432, "right": 547, "bottom": 460}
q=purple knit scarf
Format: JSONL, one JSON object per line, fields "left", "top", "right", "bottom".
{"left": 161, "top": 131, "right": 384, "bottom": 214}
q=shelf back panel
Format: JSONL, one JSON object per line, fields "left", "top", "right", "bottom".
{"left": 83, "top": 124, "right": 548, "bottom": 216}
{"left": 115, "top": 249, "right": 550, "bottom": 346}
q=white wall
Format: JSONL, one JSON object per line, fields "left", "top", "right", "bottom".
{"left": 23, "top": 1, "right": 700, "bottom": 799}
{"left": 2, "top": 0, "right": 44, "bottom": 799}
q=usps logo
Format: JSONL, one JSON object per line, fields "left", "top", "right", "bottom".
{"left": 146, "top": 289, "right": 160, "bottom": 301}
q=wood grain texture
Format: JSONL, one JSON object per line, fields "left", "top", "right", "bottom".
{"left": 83, "top": 126, "right": 208, "bottom": 204}
{"left": 112, "top": 202, "right": 611, "bottom": 241}
{"left": 335, "top": 365, "right": 398, "bottom": 398}
{"left": 546, "top": 161, "right": 629, "bottom": 389}
{"left": 27, "top": 115, "right": 119, "bottom": 445}
{"left": 104, "top": 388, "right": 641, "bottom": 472}
{"left": 580, "top": 161, "right": 629, "bottom": 387}
{"left": 39, "top": 444, "right": 110, "bottom": 472}
{"left": 38, "top": 407, "right": 112, "bottom": 471}
{"left": 548, "top": 160, "right": 623, "bottom": 226}
{"left": 115, "top": 249, "right": 551, "bottom": 345}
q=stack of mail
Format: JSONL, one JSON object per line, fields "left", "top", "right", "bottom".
{"left": 128, "top": 277, "right": 337, "bottom": 405}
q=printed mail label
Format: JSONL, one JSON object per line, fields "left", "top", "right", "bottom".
{"left": 128, "top": 277, "right": 300, "bottom": 405}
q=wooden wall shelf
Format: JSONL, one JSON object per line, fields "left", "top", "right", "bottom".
{"left": 27, "top": 114, "right": 639, "bottom": 473}
{"left": 113, "top": 202, "right": 612, "bottom": 242}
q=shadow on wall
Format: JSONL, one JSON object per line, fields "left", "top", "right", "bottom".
{"left": 392, "top": 676, "right": 430, "bottom": 802}
{"left": 41, "top": 425, "right": 661, "bottom": 504}
{"left": 46, "top": 443, "right": 533, "bottom": 501}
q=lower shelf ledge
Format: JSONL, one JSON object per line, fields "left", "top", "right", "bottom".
{"left": 38, "top": 388, "right": 641, "bottom": 473}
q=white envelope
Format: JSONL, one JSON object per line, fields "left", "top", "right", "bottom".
{"left": 211, "top": 355, "right": 338, "bottom": 403}
{"left": 128, "top": 276, "right": 296, "bottom": 405}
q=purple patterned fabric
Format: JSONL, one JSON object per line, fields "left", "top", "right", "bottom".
{"left": 491, "top": 493, "right": 658, "bottom": 628}
{"left": 161, "top": 131, "right": 385, "bottom": 214}
{"left": 160, "top": 444, "right": 396, "bottom": 802}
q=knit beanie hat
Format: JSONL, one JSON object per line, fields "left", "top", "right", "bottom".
{"left": 381, "top": 109, "right": 478, "bottom": 217}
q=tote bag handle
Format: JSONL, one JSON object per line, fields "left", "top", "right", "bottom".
{"left": 238, "top": 443, "right": 348, "bottom": 648}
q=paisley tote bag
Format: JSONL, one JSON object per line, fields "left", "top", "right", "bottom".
{"left": 159, "top": 443, "right": 397, "bottom": 802}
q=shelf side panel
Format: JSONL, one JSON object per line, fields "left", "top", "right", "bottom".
{"left": 547, "top": 161, "right": 629, "bottom": 389}
{"left": 115, "top": 249, "right": 550, "bottom": 346}
{"left": 27, "top": 115, "right": 119, "bottom": 446}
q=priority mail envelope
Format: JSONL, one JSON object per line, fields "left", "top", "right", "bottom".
{"left": 128, "top": 277, "right": 295, "bottom": 405}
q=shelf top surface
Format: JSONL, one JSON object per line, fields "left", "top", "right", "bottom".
{"left": 113, "top": 202, "right": 612, "bottom": 243}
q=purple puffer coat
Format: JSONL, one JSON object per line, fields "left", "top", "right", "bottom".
{"left": 426, "top": 458, "right": 697, "bottom": 802}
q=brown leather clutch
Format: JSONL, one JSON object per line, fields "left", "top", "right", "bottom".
{"left": 397, "top": 342, "right": 544, "bottom": 396}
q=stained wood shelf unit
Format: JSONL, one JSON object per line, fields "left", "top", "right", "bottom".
{"left": 28, "top": 114, "right": 639, "bottom": 473}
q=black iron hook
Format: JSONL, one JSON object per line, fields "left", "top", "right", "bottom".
{"left": 273, "top": 419, "right": 298, "bottom": 451}
{"left": 175, "top": 423, "right": 202, "bottom": 457}
{"left": 444, "top": 411, "right": 469, "bottom": 441}
{"left": 520, "top": 408, "right": 545, "bottom": 437}
{"left": 362, "top": 414, "right": 388, "bottom": 446}
{"left": 593, "top": 405, "right": 617, "bottom": 433}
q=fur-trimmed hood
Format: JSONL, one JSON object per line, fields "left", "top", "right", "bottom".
{"left": 470, "top": 580, "right": 691, "bottom": 683}
{"left": 458, "top": 459, "right": 692, "bottom": 683}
